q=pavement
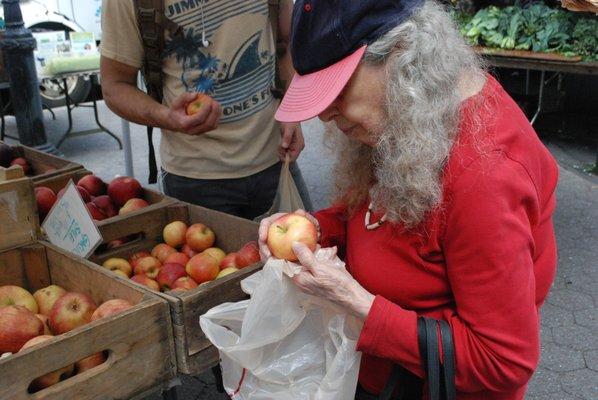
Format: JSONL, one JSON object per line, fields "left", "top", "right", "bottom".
{"left": 3, "top": 98, "right": 597, "bottom": 399}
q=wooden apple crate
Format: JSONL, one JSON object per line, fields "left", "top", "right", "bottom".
{"left": 0, "top": 142, "right": 83, "bottom": 183}
{"left": 0, "top": 177, "right": 177, "bottom": 399}
{"left": 33, "top": 169, "right": 176, "bottom": 228}
{"left": 92, "top": 203, "right": 264, "bottom": 375}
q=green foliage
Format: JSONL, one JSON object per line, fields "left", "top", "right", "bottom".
{"left": 457, "top": 2, "right": 598, "bottom": 61}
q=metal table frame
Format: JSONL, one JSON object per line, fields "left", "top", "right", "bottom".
{"left": 39, "top": 70, "right": 123, "bottom": 149}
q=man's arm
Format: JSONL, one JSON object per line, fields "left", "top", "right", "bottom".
{"left": 276, "top": 0, "right": 305, "bottom": 161}
{"left": 100, "top": 56, "right": 221, "bottom": 135}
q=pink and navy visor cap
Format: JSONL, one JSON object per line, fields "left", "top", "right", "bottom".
{"left": 275, "top": 0, "right": 424, "bottom": 123}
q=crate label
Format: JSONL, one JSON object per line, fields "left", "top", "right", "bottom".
{"left": 42, "top": 180, "right": 102, "bottom": 258}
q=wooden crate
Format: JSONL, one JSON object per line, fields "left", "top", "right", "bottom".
{"left": 33, "top": 169, "right": 176, "bottom": 228}
{"left": 92, "top": 203, "right": 263, "bottom": 375}
{"left": 0, "top": 177, "right": 177, "bottom": 399}
{"left": 0, "top": 142, "right": 83, "bottom": 183}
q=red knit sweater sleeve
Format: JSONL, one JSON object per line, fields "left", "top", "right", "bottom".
{"left": 313, "top": 203, "right": 348, "bottom": 250}
{"left": 357, "top": 152, "right": 542, "bottom": 393}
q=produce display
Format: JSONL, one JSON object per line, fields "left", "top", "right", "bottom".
{"left": 101, "top": 220, "right": 261, "bottom": 292}
{"left": 0, "top": 142, "right": 34, "bottom": 175}
{"left": 0, "top": 284, "right": 132, "bottom": 391}
{"left": 454, "top": 3, "right": 598, "bottom": 61}
{"left": 34, "top": 174, "right": 149, "bottom": 222}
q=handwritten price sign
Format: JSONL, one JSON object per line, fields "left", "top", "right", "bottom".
{"left": 42, "top": 180, "right": 102, "bottom": 258}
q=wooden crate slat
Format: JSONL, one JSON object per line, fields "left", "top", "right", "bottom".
{"left": 0, "top": 177, "right": 38, "bottom": 251}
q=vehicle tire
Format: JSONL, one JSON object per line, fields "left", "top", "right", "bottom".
{"left": 39, "top": 75, "right": 92, "bottom": 108}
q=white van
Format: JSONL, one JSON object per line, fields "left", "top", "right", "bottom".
{"left": 1, "top": 0, "right": 103, "bottom": 106}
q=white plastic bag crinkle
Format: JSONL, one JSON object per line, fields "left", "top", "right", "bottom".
{"left": 200, "top": 247, "right": 362, "bottom": 400}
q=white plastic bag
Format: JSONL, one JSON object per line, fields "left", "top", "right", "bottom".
{"left": 200, "top": 248, "right": 362, "bottom": 400}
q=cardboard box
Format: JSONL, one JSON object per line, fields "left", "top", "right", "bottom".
{"left": 93, "top": 203, "right": 263, "bottom": 375}
{"left": 0, "top": 177, "right": 177, "bottom": 399}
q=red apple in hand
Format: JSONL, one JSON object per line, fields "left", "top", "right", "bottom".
{"left": 33, "top": 285, "right": 67, "bottom": 316}
{"left": 77, "top": 175, "right": 106, "bottom": 197}
{"left": 185, "top": 93, "right": 210, "bottom": 115}
{"left": 91, "top": 299, "right": 133, "bottom": 321}
{"left": 235, "top": 241, "right": 261, "bottom": 268}
{"left": 20, "top": 335, "right": 75, "bottom": 390}
{"left": 0, "top": 305, "right": 44, "bottom": 353}
{"left": 130, "top": 274, "right": 160, "bottom": 291}
{"left": 108, "top": 176, "right": 143, "bottom": 207}
{"left": 186, "top": 253, "right": 219, "bottom": 284}
{"left": 163, "top": 221, "right": 188, "bottom": 248}
{"left": 185, "top": 223, "right": 215, "bottom": 252}
{"left": 49, "top": 292, "right": 97, "bottom": 334}
{"left": 156, "top": 263, "right": 187, "bottom": 291}
{"left": 267, "top": 213, "right": 318, "bottom": 261}
{"left": 0, "top": 285, "right": 39, "bottom": 313}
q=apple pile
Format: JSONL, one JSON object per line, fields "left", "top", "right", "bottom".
{"left": 102, "top": 220, "right": 261, "bottom": 293}
{"left": 0, "top": 142, "right": 33, "bottom": 175}
{"left": 0, "top": 284, "right": 132, "bottom": 390}
{"left": 267, "top": 213, "right": 319, "bottom": 261}
{"left": 34, "top": 175, "right": 150, "bottom": 222}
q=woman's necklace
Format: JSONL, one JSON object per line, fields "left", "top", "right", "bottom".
{"left": 365, "top": 202, "right": 387, "bottom": 230}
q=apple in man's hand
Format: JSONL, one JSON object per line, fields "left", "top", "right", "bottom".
{"left": 267, "top": 213, "right": 318, "bottom": 261}
{"left": 185, "top": 93, "right": 210, "bottom": 116}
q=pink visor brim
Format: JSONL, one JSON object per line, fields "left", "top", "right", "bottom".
{"left": 275, "top": 45, "right": 367, "bottom": 123}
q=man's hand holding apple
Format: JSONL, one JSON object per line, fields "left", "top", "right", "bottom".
{"left": 161, "top": 92, "right": 221, "bottom": 136}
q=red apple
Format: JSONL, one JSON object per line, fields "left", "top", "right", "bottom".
{"left": 35, "top": 314, "right": 53, "bottom": 335}
{"left": 266, "top": 213, "right": 318, "bottom": 261}
{"left": 164, "top": 252, "right": 190, "bottom": 266}
{"left": 34, "top": 186, "right": 57, "bottom": 218}
{"left": 92, "top": 195, "right": 117, "bottom": 218}
{"left": 0, "top": 285, "right": 38, "bottom": 313}
{"left": 75, "top": 351, "right": 107, "bottom": 374}
{"left": 171, "top": 276, "right": 198, "bottom": 291}
{"left": 108, "top": 176, "right": 143, "bottom": 207}
{"left": 106, "top": 238, "right": 127, "bottom": 249}
{"left": 163, "top": 220, "right": 188, "bottom": 248}
{"left": 185, "top": 93, "right": 210, "bottom": 115}
{"left": 86, "top": 202, "right": 107, "bottom": 221}
{"left": 49, "top": 292, "right": 97, "bottom": 334}
{"left": 57, "top": 185, "right": 92, "bottom": 203}
{"left": 151, "top": 243, "right": 177, "bottom": 263}
{"left": 129, "top": 251, "right": 151, "bottom": 269}
{"left": 77, "top": 175, "right": 106, "bottom": 197}
{"left": 156, "top": 263, "right": 187, "bottom": 291}
{"left": 130, "top": 274, "right": 160, "bottom": 291}
{"left": 33, "top": 285, "right": 67, "bottom": 316}
{"left": 0, "top": 305, "right": 44, "bottom": 353}
{"left": 186, "top": 253, "right": 219, "bottom": 284}
{"left": 203, "top": 247, "right": 226, "bottom": 265}
{"left": 181, "top": 244, "right": 197, "bottom": 259}
{"left": 185, "top": 223, "right": 215, "bottom": 252}
{"left": 91, "top": 299, "right": 133, "bottom": 321}
{"left": 21, "top": 335, "right": 75, "bottom": 391}
{"left": 10, "top": 157, "right": 31, "bottom": 175}
{"left": 118, "top": 198, "right": 149, "bottom": 215}
{"left": 217, "top": 267, "right": 239, "bottom": 279}
{"left": 235, "top": 241, "right": 261, "bottom": 268}
{"left": 220, "top": 253, "right": 238, "bottom": 270}
{"left": 133, "top": 256, "right": 162, "bottom": 279}
{"left": 102, "top": 258, "right": 133, "bottom": 278}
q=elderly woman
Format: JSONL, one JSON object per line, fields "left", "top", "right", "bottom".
{"left": 258, "top": 0, "right": 559, "bottom": 399}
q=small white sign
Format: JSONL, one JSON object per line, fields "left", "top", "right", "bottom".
{"left": 42, "top": 181, "right": 102, "bottom": 258}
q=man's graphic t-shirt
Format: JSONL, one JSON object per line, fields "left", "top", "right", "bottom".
{"left": 101, "top": 0, "right": 280, "bottom": 179}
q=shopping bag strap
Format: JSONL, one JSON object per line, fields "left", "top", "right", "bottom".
{"left": 439, "top": 320, "right": 456, "bottom": 400}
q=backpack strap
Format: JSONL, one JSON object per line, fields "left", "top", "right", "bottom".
{"left": 268, "top": 0, "right": 285, "bottom": 99}
{"left": 133, "top": 0, "right": 182, "bottom": 184}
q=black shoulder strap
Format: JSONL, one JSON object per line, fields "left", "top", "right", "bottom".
{"left": 439, "top": 320, "right": 456, "bottom": 400}
{"left": 268, "top": 0, "right": 285, "bottom": 99}
{"left": 133, "top": 0, "right": 182, "bottom": 184}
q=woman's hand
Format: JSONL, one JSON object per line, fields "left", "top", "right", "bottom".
{"left": 258, "top": 209, "right": 320, "bottom": 260}
{"left": 291, "top": 242, "right": 375, "bottom": 320}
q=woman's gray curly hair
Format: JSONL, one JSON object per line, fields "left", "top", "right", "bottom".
{"left": 327, "top": 0, "right": 486, "bottom": 227}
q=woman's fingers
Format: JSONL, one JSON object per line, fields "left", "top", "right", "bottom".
{"left": 292, "top": 242, "right": 317, "bottom": 270}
